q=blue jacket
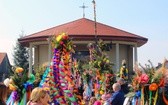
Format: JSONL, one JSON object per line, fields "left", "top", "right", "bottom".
{"left": 110, "top": 90, "right": 125, "bottom": 105}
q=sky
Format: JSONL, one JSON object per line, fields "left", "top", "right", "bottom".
{"left": 0, "top": 0, "right": 168, "bottom": 67}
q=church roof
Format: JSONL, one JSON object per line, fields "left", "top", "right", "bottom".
{"left": 19, "top": 18, "right": 148, "bottom": 47}
{"left": 0, "top": 53, "right": 7, "bottom": 64}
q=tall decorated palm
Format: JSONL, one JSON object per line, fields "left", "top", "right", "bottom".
{"left": 44, "top": 33, "right": 78, "bottom": 105}
{"left": 87, "top": 39, "right": 115, "bottom": 99}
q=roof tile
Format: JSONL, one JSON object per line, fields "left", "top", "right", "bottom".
{"left": 19, "top": 18, "right": 148, "bottom": 46}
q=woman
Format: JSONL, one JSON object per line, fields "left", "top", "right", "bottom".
{"left": 0, "top": 82, "right": 8, "bottom": 105}
{"left": 27, "top": 87, "right": 50, "bottom": 105}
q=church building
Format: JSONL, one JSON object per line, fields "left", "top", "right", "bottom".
{"left": 19, "top": 18, "right": 148, "bottom": 74}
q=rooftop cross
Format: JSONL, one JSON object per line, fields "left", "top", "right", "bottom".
{"left": 79, "top": 3, "right": 88, "bottom": 18}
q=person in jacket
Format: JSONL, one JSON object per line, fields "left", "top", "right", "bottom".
{"left": 117, "top": 78, "right": 129, "bottom": 95}
{"left": 109, "top": 83, "right": 125, "bottom": 105}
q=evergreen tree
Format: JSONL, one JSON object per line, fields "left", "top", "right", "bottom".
{"left": 13, "top": 33, "right": 29, "bottom": 71}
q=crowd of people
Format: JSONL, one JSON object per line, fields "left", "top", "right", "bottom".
{"left": 83, "top": 75, "right": 168, "bottom": 105}
{"left": 85, "top": 78, "right": 129, "bottom": 105}
{"left": 0, "top": 77, "right": 128, "bottom": 105}
{"left": 0, "top": 83, "right": 50, "bottom": 105}
{"left": 0, "top": 72, "right": 168, "bottom": 105}
{"left": 1, "top": 76, "right": 168, "bottom": 105}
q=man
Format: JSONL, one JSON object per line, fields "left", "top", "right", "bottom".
{"left": 117, "top": 78, "right": 129, "bottom": 95}
{"left": 109, "top": 83, "right": 125, "bottom": 105}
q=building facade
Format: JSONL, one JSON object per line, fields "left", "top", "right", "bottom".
{"left": 19, "top": 18, "right": 148, "bottom": 75}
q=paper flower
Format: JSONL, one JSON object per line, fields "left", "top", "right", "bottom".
{"left": 139, "top": 73, "right": 149, "bottom": 84}
{"left": 56, "top": 34, "right": 63, "bottom": 42}
{"left": 62, "top": 33, "right": 68, "bottom": 40}
{"left": 149, "top": 83, "right": 158, "bottom": 91}
{"left": 11, "top": 91, "right": 20, "bottom": 101}
{"left": 15, "top": 67, "right": 24, "bottom": 73}
{"left": 135, "top": 91, "right": 141, "bottom": 97}
{"left": 3, "top": 78, "right": 10, "bottom": 87}
{"left": 9, "top": 84, "right": 17, "bottom": 91}
{"left": 99, "top": 90, "right": 104, "bottom": 95}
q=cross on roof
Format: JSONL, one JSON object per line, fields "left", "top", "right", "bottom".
{"left": 79, "top": 3, "right": 88, "bottom": 18}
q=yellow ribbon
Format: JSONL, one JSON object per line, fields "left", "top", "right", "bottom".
{"left": 141, "top": 85, "right": 144, "bottom": 105}
{"left": 153, "top": 89, "right": 158, "bottom": 105}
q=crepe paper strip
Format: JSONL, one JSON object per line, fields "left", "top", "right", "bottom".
{"left": 69, "top": 97, "right": 76, "bottom": 102}
{"left": 123, "top": 97, "right": 130, "bottom": 105}
{"left": 62, "top": 49, "right": 78, "bottom": 104}
{"left": 136, "top": 98, "right": 139, "bottom": 105}
{"left": 61, "top": 83, "right": 66, "bottom": 87}
{"left": 6, "top": 94, "right": 13, "bottom": 105}
{"left": 159, "top": 78, "right": 164, "bottom": 87}
{"left": 131, "top": 97, "right": 140, "bottom": 105}
{"left": 26, "top": 87, "right": 31, "bottom": 101}
{"left": 73, "top": 89, "right": 78, "bottom": 93}
{"left": 39, "top": 67, "right": 50, "bottom": 87}
{"left": 141, "top": 85, "right": 144, "bottom": 105}
{"left": 72, "top": 102, "right": 78, "bottom": 105}
{"left": 27, "top": 74, "right": 35, "bottom": 84}
{"left": 131, "top": 97, "right": 136, "bottom": 105}
{"left": 53, "top": 49, "right": 67, "bottom": 104}
{"left": 153, "top": 89, "right": 158, "bottom": 105}
{"left": 149, "top": 91, "right": 152, "bottom": 105}
{"left": 162, "top": 88, "right": 168, "bottom": 105}
{"left": 76, "top": 95, "right": 82, "bottom": 100}
{"left": 20, "top": 91, "right": 27, "bottom": 105}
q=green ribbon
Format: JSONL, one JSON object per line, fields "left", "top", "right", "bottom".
{"left": 149, "top": 91, "right": 152, "bottom": 105}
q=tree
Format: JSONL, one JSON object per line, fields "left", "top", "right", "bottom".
{"left": 13, "top": 32, "right": 29, "bottom": 71}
